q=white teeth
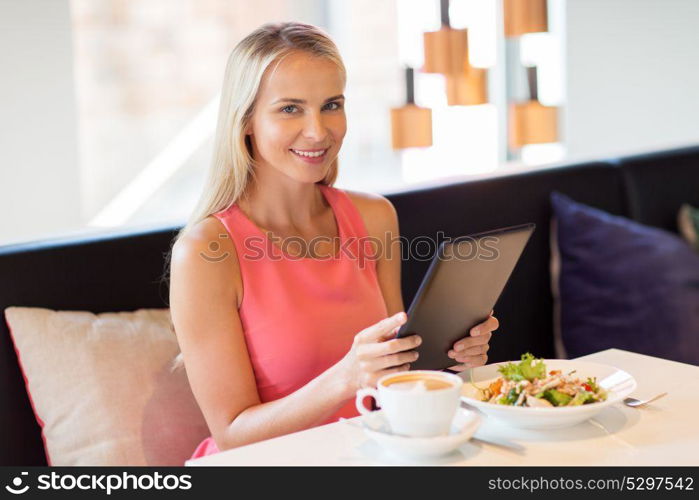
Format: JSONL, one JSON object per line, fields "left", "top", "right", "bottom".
{"left": 292, "top": 149, "right": 327, "bottom": 158}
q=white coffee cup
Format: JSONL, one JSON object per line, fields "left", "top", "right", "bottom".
{"left": 355, "top": 370, "right": 463, "bottom": 438}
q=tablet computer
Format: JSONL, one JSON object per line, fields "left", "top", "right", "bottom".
{"left": 395, "top": 223, "right": 535, "bottom": 370}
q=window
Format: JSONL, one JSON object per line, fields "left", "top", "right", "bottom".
{"left": 70, "top": 0, "right": 564, "bottom": 231}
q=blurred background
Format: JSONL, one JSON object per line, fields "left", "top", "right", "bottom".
{"left": 1, "top": 0, "right": 698, "bottom": 246}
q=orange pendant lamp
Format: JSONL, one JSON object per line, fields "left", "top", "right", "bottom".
{"left": 446, "top": 66, "right": 488, "bottom": 106}
{"left": 509, "top": 66, "right": 558, "bottom": 148}
{"left": 391, "top": 67, "right": 433, "bottom": 150}
{"left": 423, "top": 0, "right": 469, "bottom": 75}
{"left": 504, "top": 0, "right": 548, "bottom": 38}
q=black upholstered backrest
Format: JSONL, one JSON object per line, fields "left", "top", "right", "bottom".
{"left": 617, "top": 145, "right": 699, "bottom": 232}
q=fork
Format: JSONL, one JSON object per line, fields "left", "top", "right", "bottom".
{"left": 623, "top": 392, "right": 668, "bottom": 408}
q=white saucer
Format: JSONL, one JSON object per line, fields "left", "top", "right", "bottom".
{"left": 359, "top": 408, "right": 481, "bottom": 459}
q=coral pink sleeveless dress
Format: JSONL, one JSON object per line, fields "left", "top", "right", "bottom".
{"left": 189, "top": 184, "right": 389, "bottom": 459}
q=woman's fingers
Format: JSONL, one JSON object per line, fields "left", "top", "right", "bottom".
{"left": 357, "top": 334, "right": 421, "bottom": 359}
{"left": 452, "top": 353, "right": 488, "bottom": 366}
{"left": 453, "top": 330, "right": 492, "bottom": 353}
{"left": 360, "top": 349, "right": 419, "bottom": 372}
{"left": 451, "top": 316, "right": 498, "bottom": 351}
{"left": 485, "top": 315, "right": 499, "bottom": 331}
{"left": 449, "top": 343, "right": 490, "bottom": 358}
{"left": 469, "top": 316, "right": 499, "bottom": 337}
{"left": 360, "top": 312, "right": 407, "bottom": 343}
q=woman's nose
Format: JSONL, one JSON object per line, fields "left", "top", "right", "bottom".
{"left": 302, "top": 112, "right": 328, "bottom": 142}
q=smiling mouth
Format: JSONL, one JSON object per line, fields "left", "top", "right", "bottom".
{"left": 290, "top": 148, "right": 329, "bottom": 159}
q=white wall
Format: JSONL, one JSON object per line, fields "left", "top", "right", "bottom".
{"left": 0, "top": 0, "right": 82, "bottom": 246}
{"left": 564, "top": 0, "right": 699, "bottom": 161}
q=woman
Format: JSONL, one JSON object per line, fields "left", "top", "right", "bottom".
{"left": 169, "top": 21, "right": 498, "bottom": 458}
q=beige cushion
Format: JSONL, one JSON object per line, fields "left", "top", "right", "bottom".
{"left": 678, "top": 203, "right": 699, "bottom": 250}
{"left": 4, "top": 307, "right": 209, "bottom": 466}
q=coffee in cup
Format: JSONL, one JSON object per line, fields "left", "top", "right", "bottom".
{"left": 381, "top": 373, "right": 455, "bottom": 391}
{"left": 355, "top": 370, "right": 463, "bottom": 438}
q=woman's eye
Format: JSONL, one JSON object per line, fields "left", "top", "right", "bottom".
{"left": 281, "top": 105, "right": 297, "bottom": 113}
{"left": 324, "top": 102, "right": 342, "bottom": 111}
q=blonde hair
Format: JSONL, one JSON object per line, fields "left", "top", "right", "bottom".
{"left": 174, "top": 21, "right": 346, "bottom": 246}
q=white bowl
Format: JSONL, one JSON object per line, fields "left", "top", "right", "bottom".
{"left": 359, "top": 408, "right": 481, "bottom": 459}
{"left": 460, "top": 359, "right": 637, "bottom": 430}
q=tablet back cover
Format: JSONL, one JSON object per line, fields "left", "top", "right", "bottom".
{"left": 398, "top": 224, "right": 535, "bottom": 370}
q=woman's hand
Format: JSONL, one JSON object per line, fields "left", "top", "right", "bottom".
{"left": 335, "top": 312, "right": 421, "bottom": 398}
{"left": 446, "top": 311, "right": 499, "bottom": 372}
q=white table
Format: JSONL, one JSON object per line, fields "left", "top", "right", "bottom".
{"left": 186, "top": 349, "right": 699, "bottom": 466}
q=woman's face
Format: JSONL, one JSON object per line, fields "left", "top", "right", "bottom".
{"left": 246, "top": 51, "right": 347, "bottom": 184}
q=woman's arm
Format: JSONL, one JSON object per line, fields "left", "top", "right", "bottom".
{"left": 170, "top": 217, "right": 351, "bottom": 451}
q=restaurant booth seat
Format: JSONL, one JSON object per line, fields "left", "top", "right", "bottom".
{"left": 1, "top": 144, "right": 698, "bottom": 465}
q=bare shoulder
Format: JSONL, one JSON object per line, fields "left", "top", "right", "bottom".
{"left": 343, "top": 189, "right": 399, "bottom": 238}
{"left": 171, "top": 216, "right": 242, "bottom": 305}
{"left": 172, "top": 216, "right": 238, "bottom": 265}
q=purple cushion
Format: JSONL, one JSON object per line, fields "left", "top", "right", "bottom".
{"left": 551, "top": 192, "right": 699, "bottom": 365}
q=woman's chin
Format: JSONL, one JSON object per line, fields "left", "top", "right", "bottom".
{"left": 288, "top": 162, "right": 332, "bottom": 183}
{"left": 302, "top": 170, "right": 330, "bottom": 184}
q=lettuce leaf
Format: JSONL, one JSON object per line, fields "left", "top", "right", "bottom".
{"left": 497, "top": 352, "right": 546, "bottom": 382}
{"left": 519, "top": 353, "right": 546, "bottom": 381}
{"left": 497, "top": 362, "right": 525, "bottom": 381}
{"left": 569, "top": 390, "right": 595, "bottom": 406}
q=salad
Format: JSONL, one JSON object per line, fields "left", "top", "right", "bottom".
{"left": 472, "top": 353, "right": 608, "bottom": 407}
